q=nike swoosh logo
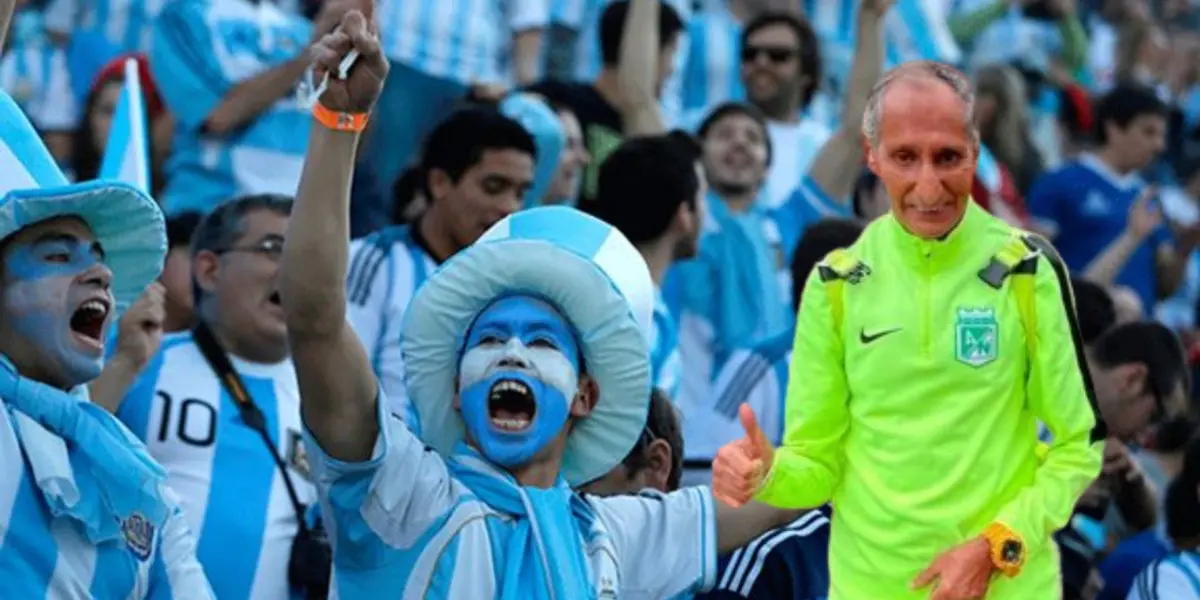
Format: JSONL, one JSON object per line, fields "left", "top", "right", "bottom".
{"left": 859, "top": 327, "right": 902, "bottom": 344}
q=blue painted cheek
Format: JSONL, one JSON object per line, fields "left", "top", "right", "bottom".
{"left": 459, "top": 372, "right": 572, "bottom": 468}
{"left": 3, "top": 245, "right": 106, "bottom": 384}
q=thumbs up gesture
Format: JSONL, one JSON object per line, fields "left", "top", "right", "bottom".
{"left": 713, "top": 404, "right": 776, "bottom": 507}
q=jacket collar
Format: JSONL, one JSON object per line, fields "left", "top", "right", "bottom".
{"left": 884, "top": 198, "right": 986, "bottom": 272}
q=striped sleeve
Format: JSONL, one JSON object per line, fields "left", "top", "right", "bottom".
{"left": 145, "top": 494, "right": 215, "bottom": 599}
{"left": 1127, "top": 557, "right": 1200, "bottom": 600}
{"left": 345, "top": 235, "right": 393, "bottom": 363}
{"left": 707, "top": 510, "right": 831, "bottom": 599}
{"left": 150, "top": 0, "right": 231, "bottom": 129}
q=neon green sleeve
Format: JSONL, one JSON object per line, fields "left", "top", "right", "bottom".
{"left": 993, "top": 252, "right": 1104, "bottom": 550}
{"left": 754, "top": 268, "right": 849, "bottom": 508}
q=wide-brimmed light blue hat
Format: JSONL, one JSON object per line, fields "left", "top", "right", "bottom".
{"left": 402, "top": 206, "right": 655, "bottom": 485}
{"left": 0, "top": 91, "right": 165, "bottom": 312}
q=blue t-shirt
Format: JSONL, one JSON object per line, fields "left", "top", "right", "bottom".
{"left": 1026, "top": 154, "right": 1172, "bottom": 312}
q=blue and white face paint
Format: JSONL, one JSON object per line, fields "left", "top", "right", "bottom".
{"left": 2, "top": 235, "right": 112, "bottom": 385}
{"left": 457, "top": 295, "right": 583, "bottom": 468}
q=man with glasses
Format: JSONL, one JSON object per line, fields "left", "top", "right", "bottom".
{"left": 98, "top": 195, "right": 328, "bottom": 600}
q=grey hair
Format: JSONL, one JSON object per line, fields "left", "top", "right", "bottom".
{"left": 861, "top": 60, "right": 979, "bottom": 149}
{"left": 190, "top": 193, "right": 293, "bottom": 305}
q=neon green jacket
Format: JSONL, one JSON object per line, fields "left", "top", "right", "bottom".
{"left": 755, "top": 201, "right": 1104, "bottom": 599}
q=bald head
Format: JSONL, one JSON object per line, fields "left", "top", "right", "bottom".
{"left": 861, "top": 61, "right": 979, "bottom": 150}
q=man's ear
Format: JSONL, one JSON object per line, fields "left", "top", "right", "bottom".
{"left": 427, "top": 168, "right": 453, "bottom": 204}
{"left": 191, "top": 250, "right": 221, "bottom": 297}
{"left": 570, "top": 375, "right": 600, "bottom": 418}
{"left": 1116, "top": 362, "right": 1150, "bottom": 396}
{"left": 863, "top": 135, "right": 879, "bottom": 174}
{"left": 644, "top": 438, "right": 674, "bottom": 493}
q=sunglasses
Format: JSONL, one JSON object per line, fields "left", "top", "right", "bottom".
{"left": 741, "top": 45, "right": 798, "bottom": 64}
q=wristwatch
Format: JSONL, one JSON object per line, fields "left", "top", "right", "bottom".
{"left": 982, "top": 523, "right": 1025, "bottom": 577}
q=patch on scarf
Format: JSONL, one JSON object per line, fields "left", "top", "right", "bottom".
{"left": 122, "top": 512, "right": 155, "bottom": 561}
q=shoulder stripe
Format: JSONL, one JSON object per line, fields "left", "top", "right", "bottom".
{"left": 346, "top": 237, "right": 383, "bottom": 306}
{"left": 1023, "top": 235, "right": 1108, "bottom": 442}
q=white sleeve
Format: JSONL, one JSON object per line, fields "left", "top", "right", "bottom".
{"left": 506, "top": 0, "right": 548, "bottom": 32}
{"left": 589, "top": 487, "right": 719, "bottom": 599}
{"left": 146, "top": 491, "right": 216, "bottom": 599}
{"left": 1127, "top": 558, "right": 1199, "bottom": 600}
{"left": 303, "top": 392, "right": 458, "bottom": 570}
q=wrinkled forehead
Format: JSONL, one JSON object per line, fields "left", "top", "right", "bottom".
{"left": 878, "top": 79, "right": 972, "bottom": 145}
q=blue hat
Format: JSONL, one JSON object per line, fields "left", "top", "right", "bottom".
{"left": 0, "top": 92, "right": 165, "bottom": 312}
{"left": 402, "top": 206, "right": 655, "bottom": 485}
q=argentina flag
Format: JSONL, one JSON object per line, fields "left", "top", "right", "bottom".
{"left": 98, "top": 58, "right": 150, "bottom": 194}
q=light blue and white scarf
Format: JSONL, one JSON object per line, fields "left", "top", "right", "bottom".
{"left": 0, "top": 355, "right": 168, "bottom": 544}
{"left": 448, "top": 443, "right": 594, "bottom": 600}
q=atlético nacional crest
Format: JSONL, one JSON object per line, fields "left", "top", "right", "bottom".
{"left": 122, "top": 512, "right": 155, "bottom": 561}
{"left": 955, "top": 307, "right": 998, "bottom": 367}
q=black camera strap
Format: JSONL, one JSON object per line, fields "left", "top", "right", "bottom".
{"left": 192, "top": 322, "right": 309, "bottom": 534}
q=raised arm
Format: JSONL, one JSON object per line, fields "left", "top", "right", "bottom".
{"left": 279, "top": 9, "right": 389, "bottom": 463}
{"left": 803, "top": 0, "right": 889, "bottom": 202}
{"left": 617, "top": 0, "right": 665, "bottom": 135}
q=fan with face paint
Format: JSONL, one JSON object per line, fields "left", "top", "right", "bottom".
{"left": 455, "top": 295, "right": 590, "bottom": 468}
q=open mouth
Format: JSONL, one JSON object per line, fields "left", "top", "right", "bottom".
{"left": 70, "top": 298, "right": 110, "bottom": 344}
{"left": 268, "top": 291, "right": 282, "bottom": 306}
{"left": 488, "top": 379, "right": 536, "bottom": 432}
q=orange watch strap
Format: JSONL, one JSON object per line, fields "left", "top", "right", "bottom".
{"left": 312, "top": 102, "right": 370, "bottom": 133}
{"left": 982, "top": 522, "right": 1025, "bottom": 577}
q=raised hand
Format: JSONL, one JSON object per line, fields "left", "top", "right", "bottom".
{"left": 114, "top": 282, "right": 166, "bottom": 370}
{"left": 1125, "top": 187, "right": 1162, "bottom": 241}
{"left": 308, "top": 3, "right": 388, "bottom": 116}
{"left": 712, "top": 404, "right": 776, "bottom": 507}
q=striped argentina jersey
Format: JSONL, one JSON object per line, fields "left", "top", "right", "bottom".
{"left": 378, "top": 0, "right": 548, "bottom": 85}
{"left": 650, "top": 289, "right": 682, "bottom": 400}
{"left": 345, "top": 225, "right": 438, "bottom": 425}
{"left": 698, "top": 506, "right": 831, "bottom": 600}
{"left": 0, "top": 10, "right": 78, "bottom": 133}
{"left": 1127, "top": 550, "right": 1200, "bottom": 600}
{"left": 150, "top": 0, "right": 313, "bottom": 215}
{"left": 116, "top": 331, "right": 317, "bottom": 600}
{"left": 681, "top": 5, "right": 743, "bottom": 115}
{"left": 308, "top": 404, "right": 719, "bottom": 599}
{"left": 684, "top": 329, "right": 791, "bottom": 467}
{"left": 0, "top": 402, "right": 213, "bottom": 598}
{"left": 43, "top": 0, "right": 169, "bottom": 54}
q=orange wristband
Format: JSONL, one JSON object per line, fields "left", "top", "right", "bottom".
{"left": 312, "top": 103, "right": 369, "bottom": 133}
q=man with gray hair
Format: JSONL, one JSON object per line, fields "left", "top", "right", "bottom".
{"left": 713, "top": 60, "right": 1105, "bottom": 600}
{"left": 96, "top": 195, "right": 330, "bottom": 600}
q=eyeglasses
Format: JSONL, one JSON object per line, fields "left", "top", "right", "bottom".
{"left": 741, "top": 45, "right": 798, "bottom": 64}
{"left": 216, "top": 237, "right": 284, "bottom": 260}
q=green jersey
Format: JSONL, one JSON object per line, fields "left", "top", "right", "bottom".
{"left": 755, "top": 201, "right": 1104, "bottom": 599}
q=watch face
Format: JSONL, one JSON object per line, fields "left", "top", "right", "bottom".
{"left": 1002, "top": 540, "right": 1023, "bottom": 563}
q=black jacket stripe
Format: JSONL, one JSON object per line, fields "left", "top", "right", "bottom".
{"left": 1023, "top": 235, "right": 1108, "bottom": 443}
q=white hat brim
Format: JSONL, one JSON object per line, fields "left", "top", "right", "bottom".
{"left": 0, "top": 180, "right": 166, "bottom": 312}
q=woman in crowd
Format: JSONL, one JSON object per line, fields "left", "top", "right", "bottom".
{"left": 69, "top": 53, "right": 171, "bottom": 195}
